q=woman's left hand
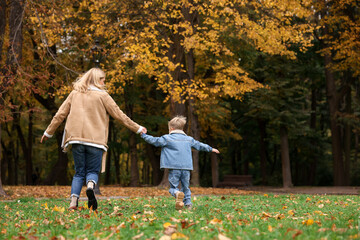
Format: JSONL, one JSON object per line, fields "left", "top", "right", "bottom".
{"left": 40, "top": 135, "right": 48, "bottom": 143}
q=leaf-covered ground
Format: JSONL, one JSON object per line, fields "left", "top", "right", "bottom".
{"left": 0, "top": 186, "right": 255, "bottom": 200}
{"left": 1, "top": 193, "right": 359, "bottom": 239}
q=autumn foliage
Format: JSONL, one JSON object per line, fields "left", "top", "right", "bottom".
{"left": 0, "top": 0, "right": 360, "bottom": 191}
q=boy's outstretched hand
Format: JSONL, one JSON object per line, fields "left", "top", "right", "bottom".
{"left": 212, "top": 148, "right": 220, "bottom": 154}
{"left": 141, "top": 127, "right": 147, "bottom": 134}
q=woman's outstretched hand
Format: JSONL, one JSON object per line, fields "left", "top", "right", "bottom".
{"left": 212, "top": 148, "right": 220, "bottom": 154}
{"left": 141, "top": 127, "right": 147, "bottom": 134}
{"left": 40, "top": 135, "right": 48, "bottom": 143}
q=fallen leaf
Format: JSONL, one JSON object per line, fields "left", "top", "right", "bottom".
{"left": 262, "top": 212, "right": 271, "bottom": 218}
{"left": 132, "top": 232, "right": 144, "bottom": 239}
{"left": 218, "top": 233, "right": 231, "bottom": 240}
{"left": 210, "top": 218, "right": 223, "bottom": 225}
{"left": 292, "top": 230, "right": 303, "bottom": 239}
{"left": 164, "top": 225, "right": 177, "bottom": 236}
{"left": 171, "top": 232, "right": 188, "bottom": 239}
{"left": 159, "top": 236, "right": 171, "bottom": 240}
{"left": 143, "top": 204, "right": 155, "bottom": 208}
{"left": 302, "top": 219, "right": 314, "bottom": 226}
{"left": 163, "top": 222, "right": 173, "bottom": 228}
{"left": 331, "top": 223, "right": 336, "bottom": 231}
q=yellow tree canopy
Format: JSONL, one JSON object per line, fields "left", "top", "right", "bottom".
{"left": 27, "top": 0, "right": 314, "bottom": 101}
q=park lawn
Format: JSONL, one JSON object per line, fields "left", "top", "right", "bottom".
{"left": 0, "top": 194, "right": 359, "bottom": 239}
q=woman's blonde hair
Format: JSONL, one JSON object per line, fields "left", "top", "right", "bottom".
{"left": 168, "top": 115, "right": 187, "bottom": 130}
{"left": 73, "top": 68, "right": 106, "bottom": 92}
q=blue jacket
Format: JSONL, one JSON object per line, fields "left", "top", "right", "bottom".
{"left": 141, "top": 130, "right": 213, "bottom": 170}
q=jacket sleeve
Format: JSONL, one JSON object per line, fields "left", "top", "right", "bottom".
{"left": 45, "top": 91, "right": 74, "bottom": 135}
{"left": 103, "top": 94, "right": 141, "bottom": 133}
{"left": 191, "top": 138, "right": 212, "bottom": 152}
{"left": 141, "top": 133, "right": 167, "bottom": 147}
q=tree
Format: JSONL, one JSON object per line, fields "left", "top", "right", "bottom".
{"left": 314, "top": 0, "right": 360, "bottom": 185}
{"left": 0, "top": 0, "right": 26, "bottom": 194}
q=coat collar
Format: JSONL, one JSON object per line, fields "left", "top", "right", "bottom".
{"left": 89, "top": 85, "right": 106, "bottom": 92}
{"left": 170, "top": 129, "right": 186, "bottom": 135}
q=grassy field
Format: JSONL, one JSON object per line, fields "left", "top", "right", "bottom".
{"left": 0, "top": 194, "right": 359, "bottom": 239}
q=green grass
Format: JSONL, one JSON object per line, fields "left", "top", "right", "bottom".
{"left": 0, "top": 194, "right": 359, "bottom": 239}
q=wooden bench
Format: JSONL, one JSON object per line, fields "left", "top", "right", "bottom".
{"left": 217, "top": 175, "right": 253, "bottom": 187}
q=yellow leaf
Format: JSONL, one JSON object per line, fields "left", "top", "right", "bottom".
{"left": 302, "top": 219, "right": 314, "bottom": 226}
{"left": 163, "top": 222, "right": 173, "bottom": 228}
{"left": 42, "top": 202, "right": 49, "bottom": 210}
{"left": 171, "top": 232, "right": 188, "bottom": 239}
{"left": 268, "top": 225, "right": 273, "bottom": 232}
{"left": 144, "top": 204, "right": 155, "bottom": 208}
{"left": 210, "top": 218, "right": 223, "bottom": 224}
{"left": 288, "top": 210, "right": 294, "bottom": 216}
{"left": 52, "top": 205, "right": 65, "bottom": 213}
{"left": 262, "top": 212, "right": 271, "bottom": 218}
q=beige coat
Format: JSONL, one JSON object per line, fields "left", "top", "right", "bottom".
{"left": 45, "top": 89, "right": 141, "bottom": 172}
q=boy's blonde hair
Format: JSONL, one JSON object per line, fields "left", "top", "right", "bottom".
{"left": 73, "top": 68, "right": 106, "bottom": 92}
{"left": 168, "top": 116, "right": 187, "bottom": 130}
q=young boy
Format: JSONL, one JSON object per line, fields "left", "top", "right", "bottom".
{"left": 141, "top": 116, "right": 220, "bottom": 210}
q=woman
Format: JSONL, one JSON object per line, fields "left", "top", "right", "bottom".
{"left": 41, "top": 68, "right": 146, "bottom": 210}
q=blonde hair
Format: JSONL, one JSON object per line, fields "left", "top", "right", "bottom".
{"left": 168, "top": 115, "right": 187, "bottom": 130}
{"left": 73, "top": 68, "right": 106, "bottom": 92}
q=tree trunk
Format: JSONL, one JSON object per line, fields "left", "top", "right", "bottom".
{"left": 114, "top": 147, "right": 120, "bottom": 184}
{"left": 354, "top": 133, "right": 358, "bottom": 166}
{"left": 308, "top": 87, "right": 317, "bottom": 185}
{"left": 206, "top": 132, "right": 218, "bottom": 187}
{"left": 44, "top": 132, "right": 69, "bottom": 185}
{"left": 104, "top": 119, "right": 113, "bottom": 185}
{"left": 343, "top": 85, "right": 352, "bottom": 185}
{"left": 27, "top": 110, "right": 33, "bottom": 184}
{"left": 6, "top": 0, "right": 24, "bottom": 68}
{"left": 242, "top": 135, "right": 249, "bottom": 175}
{"left": 258, "top": 119, "right": 268, "bottom": 185}
{"left": 187, "top": 50, "right": 200, "bottom": 186}
{"left": 0, "top": 0, "right": 6, "bottom": 195}
{"left": 129, "top": 131, "right": 139, "bottom": 186}
{"left": 0, "top": 126, "right": 7, "bottom": 196}
{"left": 280, "top": 126, "right": 293, "bottom": 188}
{"left": 123, "top": 84, "right": 139, "bottom": 187}
{"left": 145, "top": 144, "right": 162, "bottom": 185}
{"left": 0, "top": 0, "right": 6, "bottom": 62}
{"left": 324, "top": 53, "right": 345, "bottom": 186}
{"left": 210, "top": 149, "right": 218, "bottom": 187}
{"left": 13, "top": 109, "right": 33, "bottom": 185}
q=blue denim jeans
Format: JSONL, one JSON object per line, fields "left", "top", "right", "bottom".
{"left": 168, "top": 169, "right": 192, "bottom": 206}
{"left": 70, "top": 144, "right": 103, "bottom": 197}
